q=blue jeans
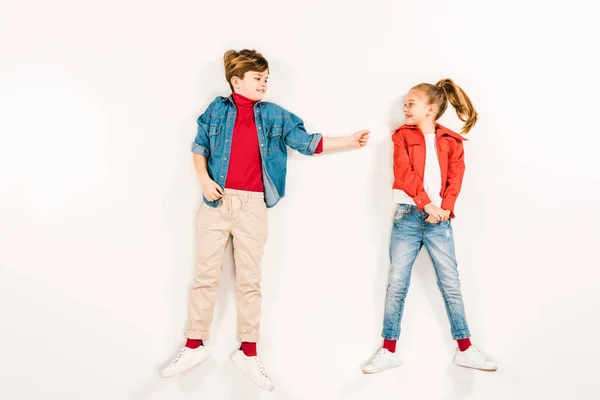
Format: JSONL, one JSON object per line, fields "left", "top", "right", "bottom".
{"left": 382, "top": 204, "right": 471, "bottom": 341}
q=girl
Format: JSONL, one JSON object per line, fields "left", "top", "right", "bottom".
{"left": 362, "top": 79, "right": 496, "bottom": 373}
{"left": 159, "top": 49, "right": 370, "bottom": 391}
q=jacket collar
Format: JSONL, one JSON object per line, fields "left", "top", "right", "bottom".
{"left": 394, "top": 123, "right": 467, "bottom": 141}
{"left": 223, "top": 93, "right": 262, "bottom": 107}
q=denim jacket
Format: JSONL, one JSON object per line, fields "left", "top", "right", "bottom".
{"left": 192, "top": 95, "right": 322, "bottom": 208}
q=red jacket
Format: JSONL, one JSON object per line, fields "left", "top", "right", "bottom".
{"left": 392, "top": 124, "right": 467, "bottom": 218}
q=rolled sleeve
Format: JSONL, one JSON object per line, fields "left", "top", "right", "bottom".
{"left": 191, "top": 142, "right": 210, "bottom": 158}
{"left": 282, "top": 111, "right": 322, "bottom": 156}
{"left": 192, "top": 106, "right": 212, "bottom": 158}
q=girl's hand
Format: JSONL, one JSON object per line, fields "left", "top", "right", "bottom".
{"left": 441, "top": 209, "right": 451, "bottom": 221}
{"left": 426, "top": 215, "right": 440, "bottom": 224}
{"left": 424, "top": 203, "right": 450, "bottom": 223}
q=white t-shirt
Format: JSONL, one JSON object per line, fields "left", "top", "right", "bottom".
{"left": 393, "top": 133, "right": 443, "bottom": 207}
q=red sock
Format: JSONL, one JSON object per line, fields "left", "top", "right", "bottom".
{"left": 457, "top": 338, "right": 471, "bottom": 352}
{"left": 383, "top": 339, "right": 397, "bottom": 353}
{"left": 240, "top": 342, "right": 257, "bottom": 357}
{"left": 185, "top": 339, "right": 203, "bottom": 349}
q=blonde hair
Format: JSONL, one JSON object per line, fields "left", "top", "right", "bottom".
{"left": 412, "top": 79, "right": 478, "bottom": 134}
{"left": 223, "top": 49, "right": 269, "bottom": 91}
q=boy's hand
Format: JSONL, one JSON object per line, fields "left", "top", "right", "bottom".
{"left": 321, "top": 130, "right": 370, "bottom": 152}
{"left": 423, "top": 203, "right": 450, "bottom": 223}
{"left": 200, "top": 177, "right": 224, "bottom": 201}
{"left": 349, "top": 130, "right": 370, "bottom": 148}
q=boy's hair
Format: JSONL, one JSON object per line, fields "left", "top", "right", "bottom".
{"left": 223, "top": 49, "right": 269, "bottom": 91}
{"left": 412, "top": 79, "right": 478, "bottom": 134}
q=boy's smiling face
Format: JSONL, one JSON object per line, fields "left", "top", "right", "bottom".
{"left": 232, "top": 70, "right": 269, "bottom": 101}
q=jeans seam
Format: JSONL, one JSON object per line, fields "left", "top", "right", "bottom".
{"left": 425, "top": 230, "right": 469, "bottom": 340}
{"left": 385, "top": 222, "right": 423, "bottom": 341}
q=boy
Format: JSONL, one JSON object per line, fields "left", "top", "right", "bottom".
{"left": 160, "top": 49, "right": 370, "bottom": 391}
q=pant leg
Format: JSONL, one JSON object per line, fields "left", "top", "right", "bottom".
{"left": 382, "top": 205, "right": 424, "bottom": 341}
{"left": 423, "top": 219, "right": 471, "bottom": 340}
{"left": 185, "top": 201, "right": 231, "bottom": 341}
{"left": 230, "top": 192, "right": 268, "bottom": 343}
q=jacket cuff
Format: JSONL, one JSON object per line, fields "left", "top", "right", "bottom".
{"left": 441, "top": 196, "right": 457, "bottom": 218}
{"left": 413, "top": 191, "right": 432, "bottom": 210}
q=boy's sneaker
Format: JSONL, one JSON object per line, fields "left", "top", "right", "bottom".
{"left": 159, "top": 345, "right": 210, "bottom": 378}
{"left": 231, "top": 349, "right": 275, "bottom": 391}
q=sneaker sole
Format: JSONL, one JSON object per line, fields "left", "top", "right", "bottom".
{"left": 159, "top": 355, "right": 211, "bottom": 378}
{"left": 454, "top": 363, "right": 497, "bottom": 372}
{"left": 362, "top": 363, "right": 403, "bottom": 374}
{"left": 231, "top": 353, "right": 275, "bottom": 392}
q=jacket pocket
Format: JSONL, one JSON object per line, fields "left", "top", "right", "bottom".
{"left": 266, "top": 126, "right": 282, "bottom": 155}
{"left": 208, "top": 124, "right": 222, "bottom": 151}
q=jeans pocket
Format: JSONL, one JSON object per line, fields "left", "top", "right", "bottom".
{"left": 393, "top": 205, "right": 407, "bottom": 223}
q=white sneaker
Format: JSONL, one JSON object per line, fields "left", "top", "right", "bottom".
{"left": 159, "top": 345, "right": 211, "bottom": 378}
{"left": 362, "top": 348, "right": 403, "bottom": 374}
{"left": 453, "top": 346, "right": 497, "bottom": 371}
{"left": 231, "top": 349, "right": 275, "bottom": 391}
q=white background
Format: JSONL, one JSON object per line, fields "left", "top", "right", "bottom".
{"left": 1, "top": 0, "right": 599, "bottom": 399}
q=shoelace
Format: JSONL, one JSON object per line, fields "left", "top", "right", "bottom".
{"left": 372, "top": 349, "right": 388, "bottom": 364}
{"left": 469, "top": 347, "right": 487, "bottom": 362}
{"left": 254, "top": 357, "right": 268, "bottom": 378}
{"left": 172, "top": 348, "right": 187, "bottom": 364}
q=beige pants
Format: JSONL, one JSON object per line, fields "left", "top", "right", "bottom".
{"left": 186, "top": 189, "right": 268, "bottom": 343}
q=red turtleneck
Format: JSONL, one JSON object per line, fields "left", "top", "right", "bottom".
{"left": 225, "top": 93, "right": 265, "bottom": 192}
